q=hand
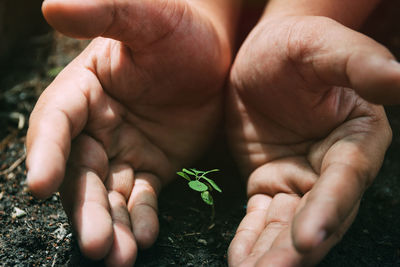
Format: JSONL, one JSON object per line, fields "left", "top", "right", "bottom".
{"left": 227, "top": 15, "right": 397, "bottom": 266}
{"left": 26, "top": 0, "right": 233, "bottom": 265}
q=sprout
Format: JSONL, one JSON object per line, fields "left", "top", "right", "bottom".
{"left": 177, "top": 168, "right": 222, "bottom": 220}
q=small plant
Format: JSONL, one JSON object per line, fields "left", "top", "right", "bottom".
{"left": 177, "top": 168, "right": 222, "bottom": 220}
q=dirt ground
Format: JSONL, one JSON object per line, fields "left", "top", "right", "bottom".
{"left": 1, "top": 2, "right": 400, "bottom": 266}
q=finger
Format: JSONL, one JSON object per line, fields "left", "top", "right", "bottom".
{"left": 254, "top": 215, "right": 303, "bottom": 266}
{"left": 235, "top": 194, "right": 299, "bottom": 267}
{"left": 292, "top": 121, "right": 390, "bottom": 252}
{"left": 228, "top": 194, "right": 272, "bottom": 266}
{"left": 26, "top": 56, "right": 102, "bottom": 198}
{"left": 61, "top": 170, "right": 113, "bottom": 260}
{"left": 104, "top": 163, "right": 137, "bottom": 266}
{"left": 105, "top": 163, "right": 135, "bottom": 201}
{"left": 105, "top": 191, "right": 137, "bottom": 267}
{"left": 127, "top": 172, "right": 161, "bottom": 249}
{"left": 247, "top": 157, "right": 317, "bottom": 197}
{"left": 291, "top": 162, "right": 362, "bottom": 253}
{"left": 250, "top": 194, "right": 299, "bottom": 255}
{"left": 255, "top": 204, "right": 359, "bottom": 267}
{"left": 286, "top": 17, "right": 400, "bottom": 104}
{"left": 59, "top": 135, "right": 113, "bottom": 260}
{"left": 254, "top": 229, "right": 315, "bottom": 267}
{"left": 42, "top": 0, "right": 189, "bottom": 48}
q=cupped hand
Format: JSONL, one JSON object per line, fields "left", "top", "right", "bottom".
{"left": 227, "top": 16, "right": 397, "bottom": 266}
{"left": 26, "top": 0, "right": 233, "bottom": 265}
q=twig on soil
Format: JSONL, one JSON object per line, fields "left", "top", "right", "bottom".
{"left": 0, "top": 112, "right": 26, "bottom": 129}
{"left": 51, "top": 253, "right": 58, "bottom": 267}
{"left": 157, "top": 243, "right": 180, "bottom": 249}
{"left": 183, "top": 232, "right": 201, "bottom": 237}
{"left": 0, "top": 152, "right": 26, "bottom": 176}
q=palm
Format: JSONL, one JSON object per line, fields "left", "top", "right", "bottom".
{"left": 227, "top": 16, "right": 391, "bottom": 266}
{"left": 77, "top": 25, "right": 225, "bottom": 184}
{"left": 27, "top": 1, "right": 231, "bottom": 265}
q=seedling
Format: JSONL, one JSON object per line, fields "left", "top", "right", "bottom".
{"left": 177, "top": 168, "right": 222, "bottom": 220}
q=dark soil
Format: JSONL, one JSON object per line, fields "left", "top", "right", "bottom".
{"left": 1, "top": 2, "right": 400, "bottom": 266}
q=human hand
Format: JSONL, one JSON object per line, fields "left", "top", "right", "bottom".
{"left": 227, "top": 15, "right": 397, "bottom": 266}
{"left": 26, "top": 0, "right": 234, "bottom": 265}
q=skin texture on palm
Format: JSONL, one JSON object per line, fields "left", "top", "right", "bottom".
{"left": 227, "top": 16, "right": 394, "bottom": 266}
{"left": 26, "top": 0, "right": 238, "bottom": 265}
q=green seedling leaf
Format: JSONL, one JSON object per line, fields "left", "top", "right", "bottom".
{"left": 190, "top": 168, "right": 206, "bottom": 176}
{"left": 203, "top": 169, "right": 220, "bottom": 175}
{"left": 177, "top": 171, "right": 191, "bottom": 181}
{"left": 188, "top": 180, "right": 208, "bottom": 192}
{"left": 201, "top": 191, "right": 214, "bottom": 205}
{"left": 201, "top": 177, "right": 222, "bottom": 193}
{"left": 183, "top": 168, "right": 195, "bottom": 176}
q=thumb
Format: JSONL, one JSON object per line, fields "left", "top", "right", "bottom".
{"left": 289, "top": 16, "right": 400, "bottom": 105}
{"left": 346, "top": 46, "right": 400, "bottom": 105}
{"left": 42, "top": 0, "right": 187, "bottom": 47}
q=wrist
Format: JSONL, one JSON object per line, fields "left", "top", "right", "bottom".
{"left": 262, "top": 0, "right": 381, "bottom": 29}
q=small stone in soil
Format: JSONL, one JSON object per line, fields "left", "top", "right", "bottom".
{"left": 12, "top": 207, "right": 27, "bottom": 218}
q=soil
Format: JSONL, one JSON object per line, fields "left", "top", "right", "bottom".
{"left": 1, "top": 2, "right": 400, "bottom": 266}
